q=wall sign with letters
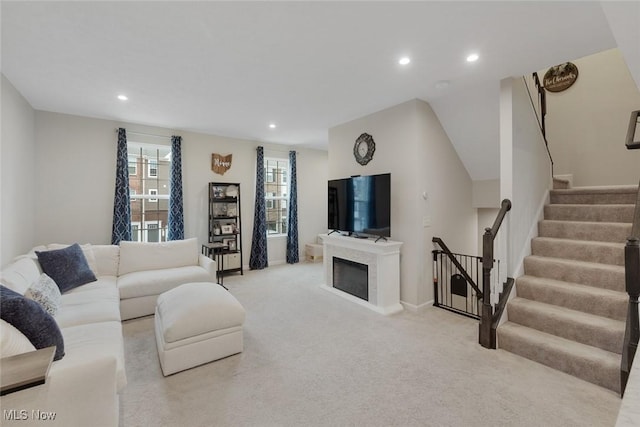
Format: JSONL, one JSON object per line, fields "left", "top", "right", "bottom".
{"left": 212, "top": 153, "right": 232, "bottom": 175}
{"left": 543, "top": 62, "right": 579, "bottom": 93}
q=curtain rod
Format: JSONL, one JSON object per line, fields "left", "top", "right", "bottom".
{"left": 114, "top": 128, "right": 173, "bottom": 139}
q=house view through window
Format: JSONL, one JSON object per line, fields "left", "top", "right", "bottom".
{"left": 128, "top": 142, "right": 171, "bottom": 242}
{"left": 264, "top": 158, "right": 288, "bottom": 236}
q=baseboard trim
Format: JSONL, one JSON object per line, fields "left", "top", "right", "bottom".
{"left": 400, "top": 300, "right": 434, "bottom": 313}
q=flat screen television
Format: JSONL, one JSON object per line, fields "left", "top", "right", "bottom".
{"left": 328, "top": 173, "right": 391, "bottom": 238}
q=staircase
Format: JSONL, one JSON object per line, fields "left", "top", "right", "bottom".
{"left": 498, "top": 183, "right": 638, "bottom": 393}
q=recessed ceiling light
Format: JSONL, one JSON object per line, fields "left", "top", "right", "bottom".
{"left": 398, "top": 57, "right": 411, "bottom": 65}
{"left": 435, "top": 80, "right": 450, "bottom": 89}
{"left": 269, "top": 123, "right": 277, "bottom": 129}
{"left": 466, "top": 53, "right": 479, "bottom": 63}
{"left": 117, "top": 94, "right": 128, "bottom": 101}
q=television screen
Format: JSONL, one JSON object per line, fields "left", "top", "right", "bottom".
{"left": 328, "top": 173, "right": 390, "bottom": 237}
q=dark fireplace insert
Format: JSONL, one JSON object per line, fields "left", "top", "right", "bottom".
{"left": 333, "top": 257, "right": 368, "bottom": 301}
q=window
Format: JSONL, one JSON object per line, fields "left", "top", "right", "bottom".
{"left": 148, "top": 159, "right": 158, "bottom": 178}
{"left": 128, "top": 156, "right": 137, "bottom": 175}
{"left": 264, "top": 158, "right": 289, "bottom": 236}
{"left": 128, "top": 142, "right": 171, "bottom": 242}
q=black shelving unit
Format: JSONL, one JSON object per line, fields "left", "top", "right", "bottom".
{"left": 208, "top": 182, "right": 243, "bottom": 275}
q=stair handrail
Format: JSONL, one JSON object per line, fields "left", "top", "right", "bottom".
{"left": 432, "top": 237, "right": 482, "bottom": 298}
{"left": 625, "top": 110, "right": 640, "bottom": 150}
{"left": 523, "top": 72, "right": 554, "bottom": 177}
{"left": 480, "top": 198, "right": 512, "bottom": 349}
{"left": 621, "top": 179, "right": 640, "bottom": 396}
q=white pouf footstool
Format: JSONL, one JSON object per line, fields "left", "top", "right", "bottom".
{"left": 154, "top": 282, "right": 246, "bottom": 376}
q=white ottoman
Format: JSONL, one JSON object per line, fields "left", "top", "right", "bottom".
{"left": 154, "top": 282, "right": 245, "bottom": 376}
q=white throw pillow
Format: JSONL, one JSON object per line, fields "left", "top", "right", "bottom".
{"left": 24, "top": 274, "right": 62, "bottom": 316}
{"left": 0, "top": 319, "right": 36, "bottom": 357}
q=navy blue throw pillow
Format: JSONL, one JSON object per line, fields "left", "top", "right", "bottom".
{"left": 36, "top": 243, "right": 96, "bottom": 293}
{"left": 0, "top": 285, "right": 65, "bottom": 360}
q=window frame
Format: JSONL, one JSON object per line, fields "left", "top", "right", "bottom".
{"left": 264, "top": 157, "right": 289, "bottom": 237}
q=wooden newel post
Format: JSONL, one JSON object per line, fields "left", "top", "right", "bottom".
{"left": 480, "top": 227, "right": 495, "bottom": 349}
{"left": 622, "top": 236, "right": 640, "bottom": 396}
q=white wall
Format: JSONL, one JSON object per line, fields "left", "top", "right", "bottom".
{"left": 29, "top": 111, "right": 327, "bottom": 267}
{"left": 544, "top": 48, "right": 640, "bottom": 186}
{"left": 328, "top": 99, "right": 476, "bottom": 308}
{"left": 501, "top": 77, "right": 552, "bottom": 278}
{"left": 1, "top": 75, "right": 37, "bottom": 267}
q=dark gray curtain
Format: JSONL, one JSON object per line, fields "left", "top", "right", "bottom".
{"left": 111, "top": 128, "right": 132, "bottom": 244}
{"left": 249, "top": 146, "right": 268, "bottom": 269}
{"left": 286, "top": 151, "right": 299, "bottom": 263}
{"left": 167, "top": 135, "right": 184, "bottom": 240}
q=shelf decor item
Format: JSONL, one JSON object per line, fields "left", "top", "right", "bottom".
{"left": 223, "top": 238, "right": 236, "bottom": 251}
{"left": 221, "top": 225, "right": 233, "bottom": 234}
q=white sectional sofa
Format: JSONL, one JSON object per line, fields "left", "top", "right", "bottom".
{"left": 0, "top": 238, "right": 216, "bottom": 427}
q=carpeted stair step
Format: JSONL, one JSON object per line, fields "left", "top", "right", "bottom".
{"left": 544, "top": 204, "right": 635, "bottom": 223}
{"left": 507, "top": 297, "right": 624, "bottom": 353}
{"left": 550, "top": 185, "right": 638, "bottom": 205}
{"left": 531, "top": 237, "right": 624, "bottom": 266}
{"left": 552, "top": 177, "right": 571, "bottom": 190}
{"left": 550, "top": 186, "right": 638, "bottom": 205}
{"left": 538, "top": 220, "right": 632, "bottom": 243}
{"left": 515, "top": 275, "right": 627, "bottom": 321}
{"left": 497, "top": 322, "right": 620, "bottom": 392}
{"left": 523, "top": 256, "right": 625, "bottom": 292}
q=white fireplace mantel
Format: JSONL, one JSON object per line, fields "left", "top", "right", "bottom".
{"left": 321, "top": 233, "right": 403, "bottom": 315}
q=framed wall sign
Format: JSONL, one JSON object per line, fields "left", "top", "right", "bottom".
{"left": 212, "top": 153, "right": 233, "bottom": 175}
{"left": 543, "top": 62, "right": 578, "bottom": 93}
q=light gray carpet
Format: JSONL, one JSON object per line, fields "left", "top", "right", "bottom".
{"left": 121, "top": 262, "right": 620, "bottom": 427}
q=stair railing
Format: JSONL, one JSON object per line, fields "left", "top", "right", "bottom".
{"left": 621, "top": 179, "right": 640, "bottom": 396}
{"left": 433, "top": 198, "right": 513, "bottom": 349}
{"left": 480, "top": 199, "right": 513, "bottom": 349}
{"left": 626, "top": 110, "right": 640, "bottom": 150}
{"left": 523, "top": 72, "right": 554, "bottom": 177}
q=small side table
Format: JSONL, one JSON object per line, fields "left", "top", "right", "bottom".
{"left": 1, "top": 346, "right": 56, "bottom": 396}
{"left": 201, "top": 243, "right": 229, "bottom": 289}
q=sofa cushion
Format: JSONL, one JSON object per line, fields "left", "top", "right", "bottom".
{"left": 0, "top": 285, "right": 65, "bottom": 360}
{"left": 118, "top": 238, "right": 198, "bottom": 275}
{"left": 56, "top": 283, "right": 121, "bottom": 328}
{"left": 0, "top": 319, "right": 36, "bottom": 357}
{"left": 36, "top": 243, "right": 97, "bottom": 293}
{"left": 118, "top": 265, "right": 212, "bottom": 300}
{"left": 60, "top": 321, "right": 127, "bottom": 392}
{"left": 91, "top": 245, "right": 120, "bottom": 277}
{"left": 0, "top": 257, "right": 42, "bottom": 295}
{"left": 25, "top": 274, "right": 61, "bottom": 316}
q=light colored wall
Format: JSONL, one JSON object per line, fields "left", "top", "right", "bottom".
{"left": 544, "top": 48, "right": 640, "bottom": 186}
{"left": 472, "top": 179, "right": 500, "bottom": 208}
{"left": 31, "top": 111, "right": 327, "bottom": 266}
{"left": 328, "top": 99, "right": 476, "bottom": 308}
{"left": 501, "top": 77, "right": 552, "bottom": 278}
{"left": 1, "top": 75, "right": 37, "bottom": 267}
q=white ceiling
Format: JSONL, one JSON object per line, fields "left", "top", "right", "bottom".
{"left": 1, "top": 1, "right": 632, "bottom": 180}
